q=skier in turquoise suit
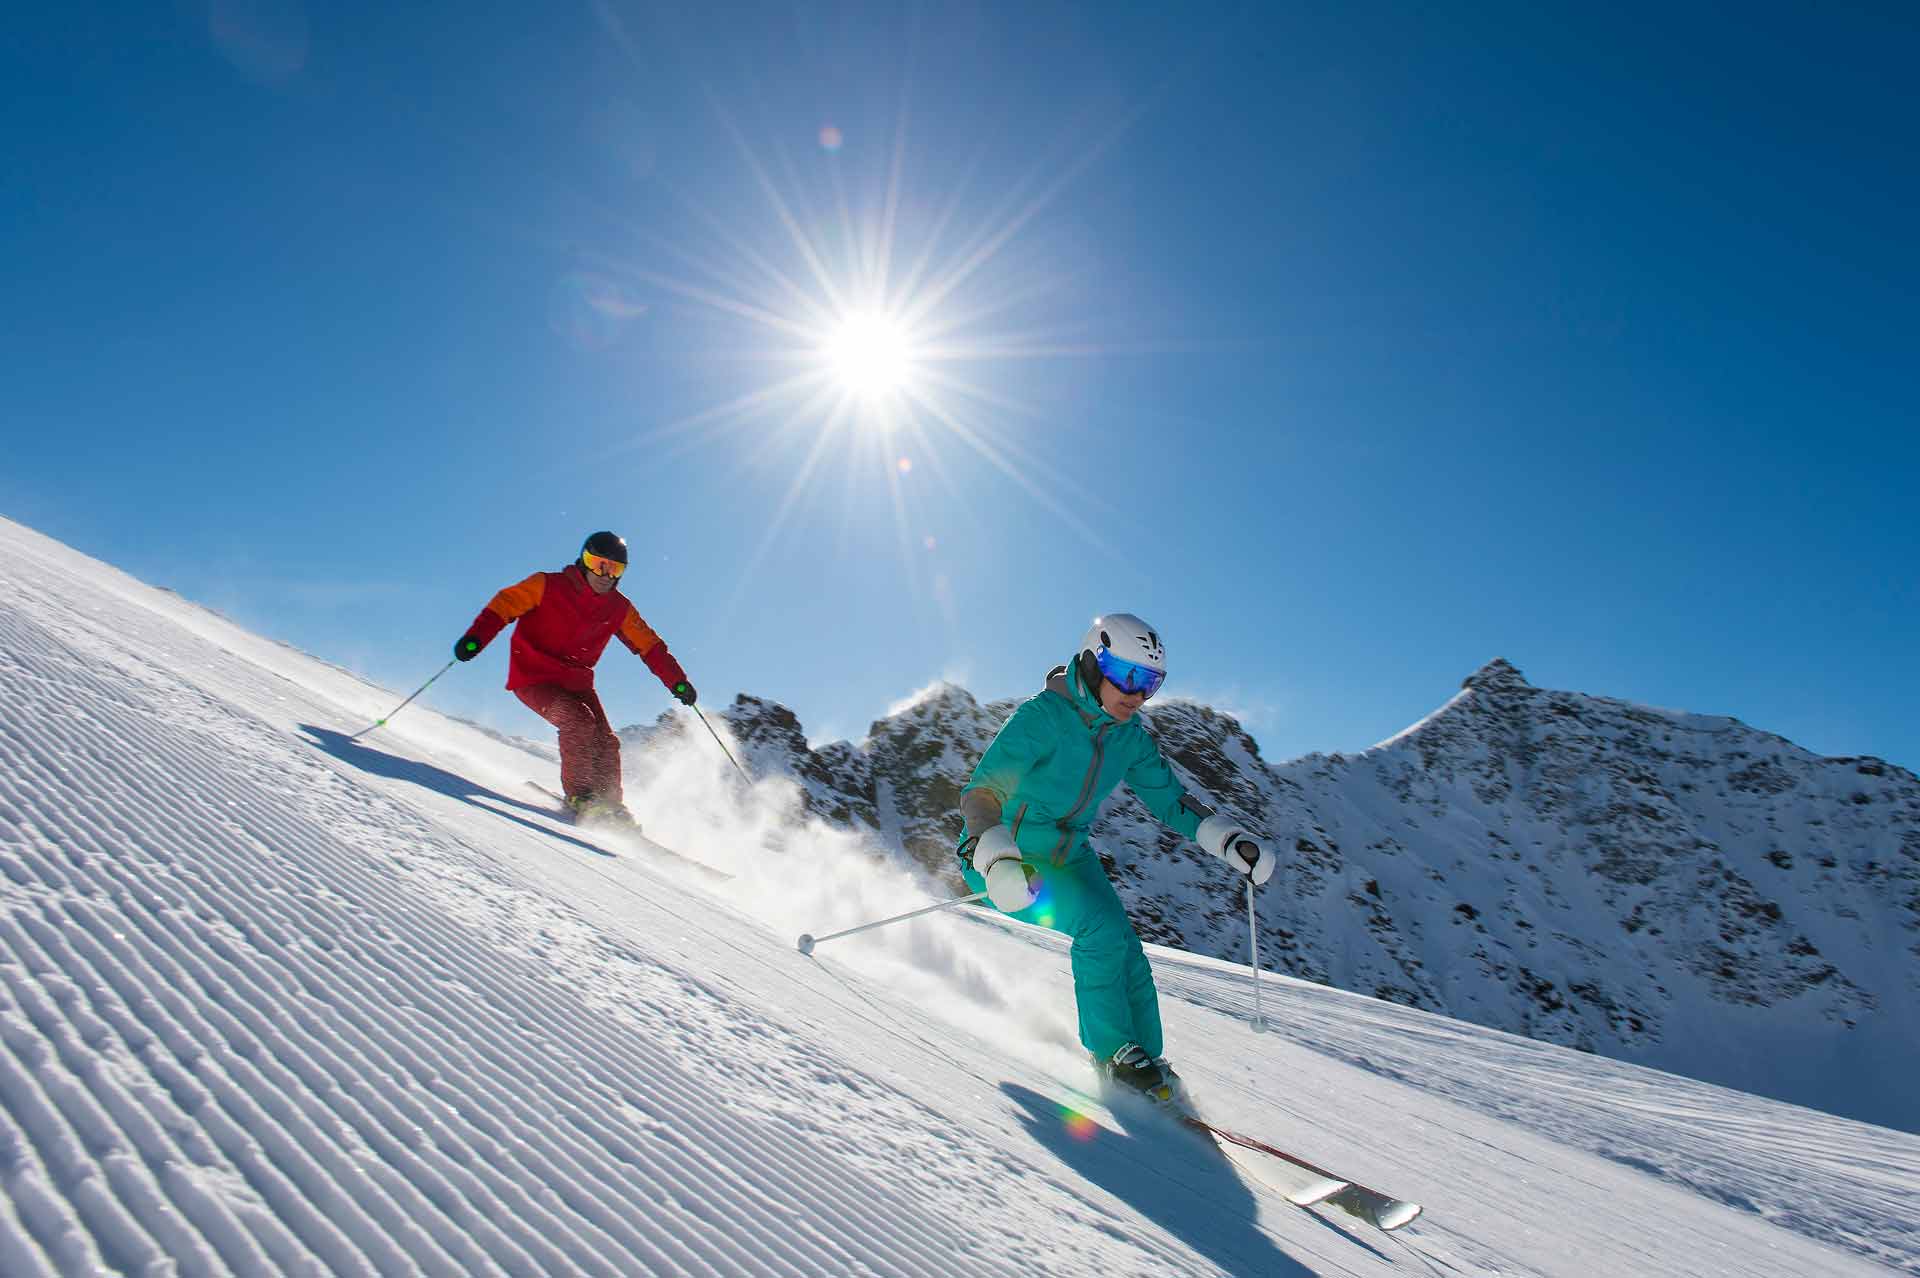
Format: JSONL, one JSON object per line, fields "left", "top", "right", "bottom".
{"left": 956, "top": 614, "right": 1275, "bottom": 1106}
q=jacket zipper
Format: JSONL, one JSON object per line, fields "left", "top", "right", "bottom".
{"left": 1053, "top": 722, "right": 1111, "bottom": 865}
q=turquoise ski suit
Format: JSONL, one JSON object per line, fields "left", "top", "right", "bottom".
{"left": 956, "top": 662, "right": 1208, "bottom": 1062}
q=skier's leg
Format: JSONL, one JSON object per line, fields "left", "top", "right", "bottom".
{"left": 1124, "top": 941, "right": 1163, "bottom": 1061}
{"left": 961, "top": 854, "right": 1158, "bottom": 1061}
{"left": 577, "top": 688, "right": 624, "bottom": 804}
{"left": 1051, "top": 857, "right": 1161, "bottom": 1061}
{"left": 514, "top": 685, "right": 597, "bottom": 800}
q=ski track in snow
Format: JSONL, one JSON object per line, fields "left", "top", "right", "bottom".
{"left": 1, "top": 514, "right": 1916, "bottom": 1278}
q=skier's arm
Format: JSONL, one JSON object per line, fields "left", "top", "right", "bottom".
{"left": 1125, "top": 742, "right": 1273, "bottom": 884}
{"left": 1122, "top": 739, "right": 1206, "bottom": 840}
{"left": 960, "top": 698, "right": 1052, "bottom": 911}
{"left": 457, "top": 573, "right": 546, "bottom": 656}
{"left": 959, "top": 698, "right": 1052, "bottom": 838}
{"left": 617, "top": 607, "right": 693, "bottom": 702}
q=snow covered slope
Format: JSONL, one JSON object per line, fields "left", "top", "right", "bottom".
{"left": 2, "top": 513, "right": 1916, "bottom": 1277}
{"left": 616, "top": 661, "right": 1920, "bottom": 1135}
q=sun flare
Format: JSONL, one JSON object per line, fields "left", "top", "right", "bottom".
{"left": 824, "top": 312, "right": 915, "bottom": 399}
{"left": 601, "top": 70, "right": 1137, "bottom": 611}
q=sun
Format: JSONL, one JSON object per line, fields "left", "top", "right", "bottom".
{"left": 592, "top": 59, "right": 1143, "bottom": 608}
{"left": 823, "top": 312, "right": 915, "bottom": 399}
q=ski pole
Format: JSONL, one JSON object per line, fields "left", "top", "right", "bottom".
{"left": 1247, "top": 879, "right": 1268, "bottom": 1033}
{"left": 690, "top": 704, "right": 753, "bottom": 782}
{"left": 797, "top": 890, "right": 989, "bottom": 955}
{"left": 350, "top": 660, "right": 456, "bottom": 741}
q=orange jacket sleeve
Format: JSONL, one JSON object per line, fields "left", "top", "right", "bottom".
{"left": 464, "top": 572, "right": 546, "bottom": 649}
{"left": 619, "top": 606, "right": 689, "bottom": 690}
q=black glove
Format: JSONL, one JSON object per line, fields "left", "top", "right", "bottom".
{"left": 671, "top": 680, "right": 697, "bottom": 706}
{"left": 454, "top": 634, "right": 484, "bottom": 662}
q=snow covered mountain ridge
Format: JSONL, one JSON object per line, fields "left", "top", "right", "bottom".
{"left": 621, "top": 659, "right": 1920, "bottom": 1133}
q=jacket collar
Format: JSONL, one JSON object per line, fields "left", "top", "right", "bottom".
{"left": 1045, "top": 661, "right": 1112, "bottom": 728}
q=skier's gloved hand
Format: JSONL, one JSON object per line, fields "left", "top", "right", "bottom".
{"left": 454, "top": 634, "right": 484, "bottom": 662}
{"left": 1230, "top": 836, "right": 1274, "bottom": 886}
{"left": 671, "top": 680, "right": 697, "bottom": 706}
{"left": 971, "top": 824, "right": 1038, "bottom": 911}
{"left": 985, "top": 859, "right": 1037, "bottom": 912}
{"left": 1197, "top": 814, "right": 1274, "bottom": 887}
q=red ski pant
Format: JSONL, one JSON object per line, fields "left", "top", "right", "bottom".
{"left": 515, "top": 684, "right": 622, "bottom": 803}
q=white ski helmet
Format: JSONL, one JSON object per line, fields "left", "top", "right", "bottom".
{"left": 1078, "top": 613, "right": 1168, "bottom": 700}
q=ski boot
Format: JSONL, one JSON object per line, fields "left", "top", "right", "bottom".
{"left": 1097, "top": 1043, "right": 1184, "bottom": 1111}
{"left": 565, "top": 793, "right": 640, "bottom": 831}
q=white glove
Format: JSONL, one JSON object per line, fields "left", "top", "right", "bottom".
{"left": 971, "top": 824, "right": 1038, "bottom": 911}
{"left": 1197, "top": 814, "right": 1275, "bottom": 887}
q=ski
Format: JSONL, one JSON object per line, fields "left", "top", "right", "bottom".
{"left": 1181, "top": 1116, "right": 1422, "bottom": 1231}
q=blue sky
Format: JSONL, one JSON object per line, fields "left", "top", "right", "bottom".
{"left": 4, "top": 1, "right": 1915, "bottom": 770}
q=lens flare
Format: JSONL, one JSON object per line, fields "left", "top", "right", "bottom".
{"left": 1026, "top": 876, "right": 1056, "bottom": 930}
{"left": 549, "top": 271, "right": 647, "bottom": 351}
{"left": 818, "top": 125, "right": 844, "bottom": 152}
{"left": 1060, "top": 1106, "right": 1099, "bottom": 1142}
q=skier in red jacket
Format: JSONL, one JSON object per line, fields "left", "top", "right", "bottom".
{"left": 454, "top": 531, "right": 695, "bottom": 827}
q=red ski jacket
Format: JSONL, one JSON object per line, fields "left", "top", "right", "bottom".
{"left": 463, "top": 564, "right": 688, "bottom": 694}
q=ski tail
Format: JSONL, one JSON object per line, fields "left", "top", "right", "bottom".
{"left": 1183, "top": 1117, "right": 1349, "bottom": 1205}
{"left": 1181, "top": 1116, "right": 1422, "bottom": 1231}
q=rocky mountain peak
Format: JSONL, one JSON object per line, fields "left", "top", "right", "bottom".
{"left": 866, "top": 681, "right": 989, "bottom": 741}
{"left": 723, "top": 693, "right": 805, "bottom": 742}
{"left": 1461, "top": 656, "right": 1531, "bottom": 694}
{"left": 886, "top": 679, "right": 979, "bottom": 713}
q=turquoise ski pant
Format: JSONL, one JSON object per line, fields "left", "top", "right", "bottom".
{"left": 961, "top": 852, "right": 1163, "bottom": 1061}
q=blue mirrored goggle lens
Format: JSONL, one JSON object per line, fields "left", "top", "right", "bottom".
{"left": 1095, "top": 649, "right": 1164, "bottom": 699}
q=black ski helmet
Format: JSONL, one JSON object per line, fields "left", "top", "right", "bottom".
{"left": 580, "top": 530, "right": 628, "bottom": 572}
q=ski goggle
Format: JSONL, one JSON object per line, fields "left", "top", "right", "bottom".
{"left": 581, "top": 551, "right": 626, "bottom": 578}
{"left": 1094, "top": 647, "right": 1165, "bottom": 700}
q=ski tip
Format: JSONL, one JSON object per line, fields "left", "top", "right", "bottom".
{"left": 1326, "top": 1184, "right": 1423, "bottom": 1231}
{"left": 1374, "top": 1200, "right": 1422, "bottom": 1231}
